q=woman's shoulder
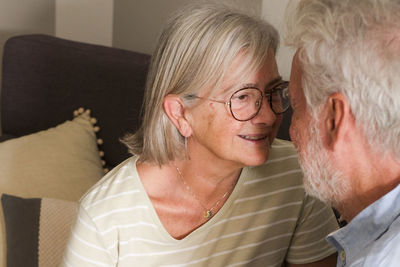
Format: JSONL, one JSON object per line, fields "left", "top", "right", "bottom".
{"left": 79, "top": 156, "right": 141, "bottom": 208}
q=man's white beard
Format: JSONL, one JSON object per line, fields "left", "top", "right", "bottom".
{"left": 297, "top": 119, "right": 349, "bottom": 207}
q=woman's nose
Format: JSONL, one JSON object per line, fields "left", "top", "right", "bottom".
{"left": 251, "top": 96, "right": 277, "bottom": 125}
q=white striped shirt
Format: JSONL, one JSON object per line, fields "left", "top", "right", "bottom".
{"left": 62, "top": 139, "right": 338, "bottom": 266}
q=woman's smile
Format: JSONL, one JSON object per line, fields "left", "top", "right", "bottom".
{"left": 238, "top": 133, "right": 269, "bottom": 142}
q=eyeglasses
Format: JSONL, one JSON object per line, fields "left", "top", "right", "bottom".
{"left": 185, "top": 81, "right": 290, "bottom": 121}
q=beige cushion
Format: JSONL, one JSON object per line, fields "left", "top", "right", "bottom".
{"left": 1, "top": 194, "right": 78, "bottom": 267}
{"left": 39, "top": 198, "right": 78, "bottom": 267}
{"left": 0, "top": 112, "right": 105, "bottom": 267}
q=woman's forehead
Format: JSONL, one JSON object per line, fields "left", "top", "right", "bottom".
{"left": 216, "top": 52, "right": 278, "bottom": 93}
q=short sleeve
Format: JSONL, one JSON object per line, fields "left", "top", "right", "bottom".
{"left": 61, "top": 205, "right": 115, "bottom": 266}
{"left": 286, "top": 194, "right": 339, "bottom": 264}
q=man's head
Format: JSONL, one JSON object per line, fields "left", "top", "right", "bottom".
{"left": 286, "top": 0, "right": 400, "bottom": 207}
{"left": 288, "top": 55, "right": 350, "bottom": 207}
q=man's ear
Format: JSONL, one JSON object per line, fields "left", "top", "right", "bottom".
{"left": 323, "top": 92, "right": 351, "bottom": 149}
{"left": 163, "top": 94, "right": 192, "bottom": 137}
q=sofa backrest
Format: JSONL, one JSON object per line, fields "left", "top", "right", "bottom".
{"left": 1, "top": 34, "right": 150, "bottom": 168}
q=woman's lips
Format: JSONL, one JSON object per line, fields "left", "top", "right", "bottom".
{"left": 238, "top": 134, "right": 269, "bottom": 141}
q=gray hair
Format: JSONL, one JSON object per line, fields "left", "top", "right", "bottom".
{"left": 286, "top": 0, "right": 400, "bottom": 158}
{"left": 123, "top": 3, "right": 279, "bottom": 165}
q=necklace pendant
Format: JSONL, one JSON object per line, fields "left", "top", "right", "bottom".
{"left": 205, "top": 210, "right": 213, "bottom": 218}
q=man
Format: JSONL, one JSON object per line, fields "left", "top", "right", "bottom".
{"left": 285, "top": 0, "right": 400, "bottom": 266}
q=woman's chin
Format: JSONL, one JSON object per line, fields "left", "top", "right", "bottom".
{"left": 243, "top": 152, "right": 270, "bottom": 166}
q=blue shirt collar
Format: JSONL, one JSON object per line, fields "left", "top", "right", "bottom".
{"left": 326, "top": 184, "right": 400, "bottom": 265}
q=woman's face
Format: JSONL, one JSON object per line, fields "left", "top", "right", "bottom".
{"left": 187, "top": 51, "right": 282, "bottom": 168}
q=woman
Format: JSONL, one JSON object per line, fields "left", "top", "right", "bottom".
{"left": 63, "top": 4, "right": 338, "bottom": 266}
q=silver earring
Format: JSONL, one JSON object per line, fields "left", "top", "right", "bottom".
{"left": 184, "top": 137, "right": 190, "bottom": 159}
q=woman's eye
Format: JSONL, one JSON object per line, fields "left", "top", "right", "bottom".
{"left": 231, "top": 88, "right": 259, "bottom": 103}
{"left": 237, "top": 94, "right": 249, "bottom": 100}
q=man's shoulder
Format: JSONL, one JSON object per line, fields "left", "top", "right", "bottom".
{"left": 379, "top": 215, "right": 400, "bottom": 249}
{"left": 365, "top": 214, "right": 400, "bottom": 266}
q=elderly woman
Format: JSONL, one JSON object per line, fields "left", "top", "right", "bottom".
{"left": 62, "top": 4, "right": 338, "bottom": 266}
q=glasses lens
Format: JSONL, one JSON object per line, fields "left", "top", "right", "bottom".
{"left": 230, "top": 88, "right": 262, "bottom": 121}
{"left": 270, "top": 82, "right": 290, "bottom": 114}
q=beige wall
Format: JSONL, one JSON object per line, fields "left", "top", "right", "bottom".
{"left": 0, "top": 0, "right": 55, "bottom": 81}
{"left": 113, "top": 0, "right": 262, "bottom": 54}
{"left": 55, "top": 0, "right": 114, "bottom": 46}
{"left": 112, "top": 0, "right": 293, "bottom": 78}
{"left": 0, "top": 0, "right": 291, "bottom": 82}
{"left": 0, "top": 0, "right": 54, "bottom": 44}
{"left": 113, "top": 0, "right": 294, "bottom": 79}
{"left": 261, "top": 0, "right": 294, "bottom": 80}
{"left": 0, "top": 0, "right": 289, "bottom": 81}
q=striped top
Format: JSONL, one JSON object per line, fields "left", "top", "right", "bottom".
{"left": 62, "top": 139, "right": 338, "bottom": 267}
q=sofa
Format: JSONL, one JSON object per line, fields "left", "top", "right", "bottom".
{"left": 0, "top": 34, "right": 293, "bottom": 267}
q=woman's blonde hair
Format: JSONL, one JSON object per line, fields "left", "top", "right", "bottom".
{"left": 123, "top": 3, "right": 279, "bottom": 165}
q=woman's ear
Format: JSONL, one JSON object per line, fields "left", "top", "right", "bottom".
{"left": 163, "top": 94, "right": 192, "bottom": 137}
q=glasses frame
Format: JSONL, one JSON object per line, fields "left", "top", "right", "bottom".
{"left": 185, "top": 81, "right": 290, "bottom": 122}
{"left": 267, "top": 80, "right": 290, "bottom": 115}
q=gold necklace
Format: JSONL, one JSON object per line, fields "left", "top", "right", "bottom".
{"left": 175, "top": 165, "right": 235, "bottom": 219}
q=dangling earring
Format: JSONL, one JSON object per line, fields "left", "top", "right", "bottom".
{"left": 184, "top": 136, "right": 191, "bottom": 160}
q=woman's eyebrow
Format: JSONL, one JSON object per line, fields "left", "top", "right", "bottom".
{"left": 265, "top": 76, "right": 283, "bottom": 90}
{"left": 221, "top": 83, "right": 258, "bottom": 94}
{"left": 239, "top": 83, "right": 258, "bottom": 89}
{"left": 235, "top": 80, "right": 278, "bottom": 91}
{"left": 223, "top": 76, "right": 283, "bottom": 94}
